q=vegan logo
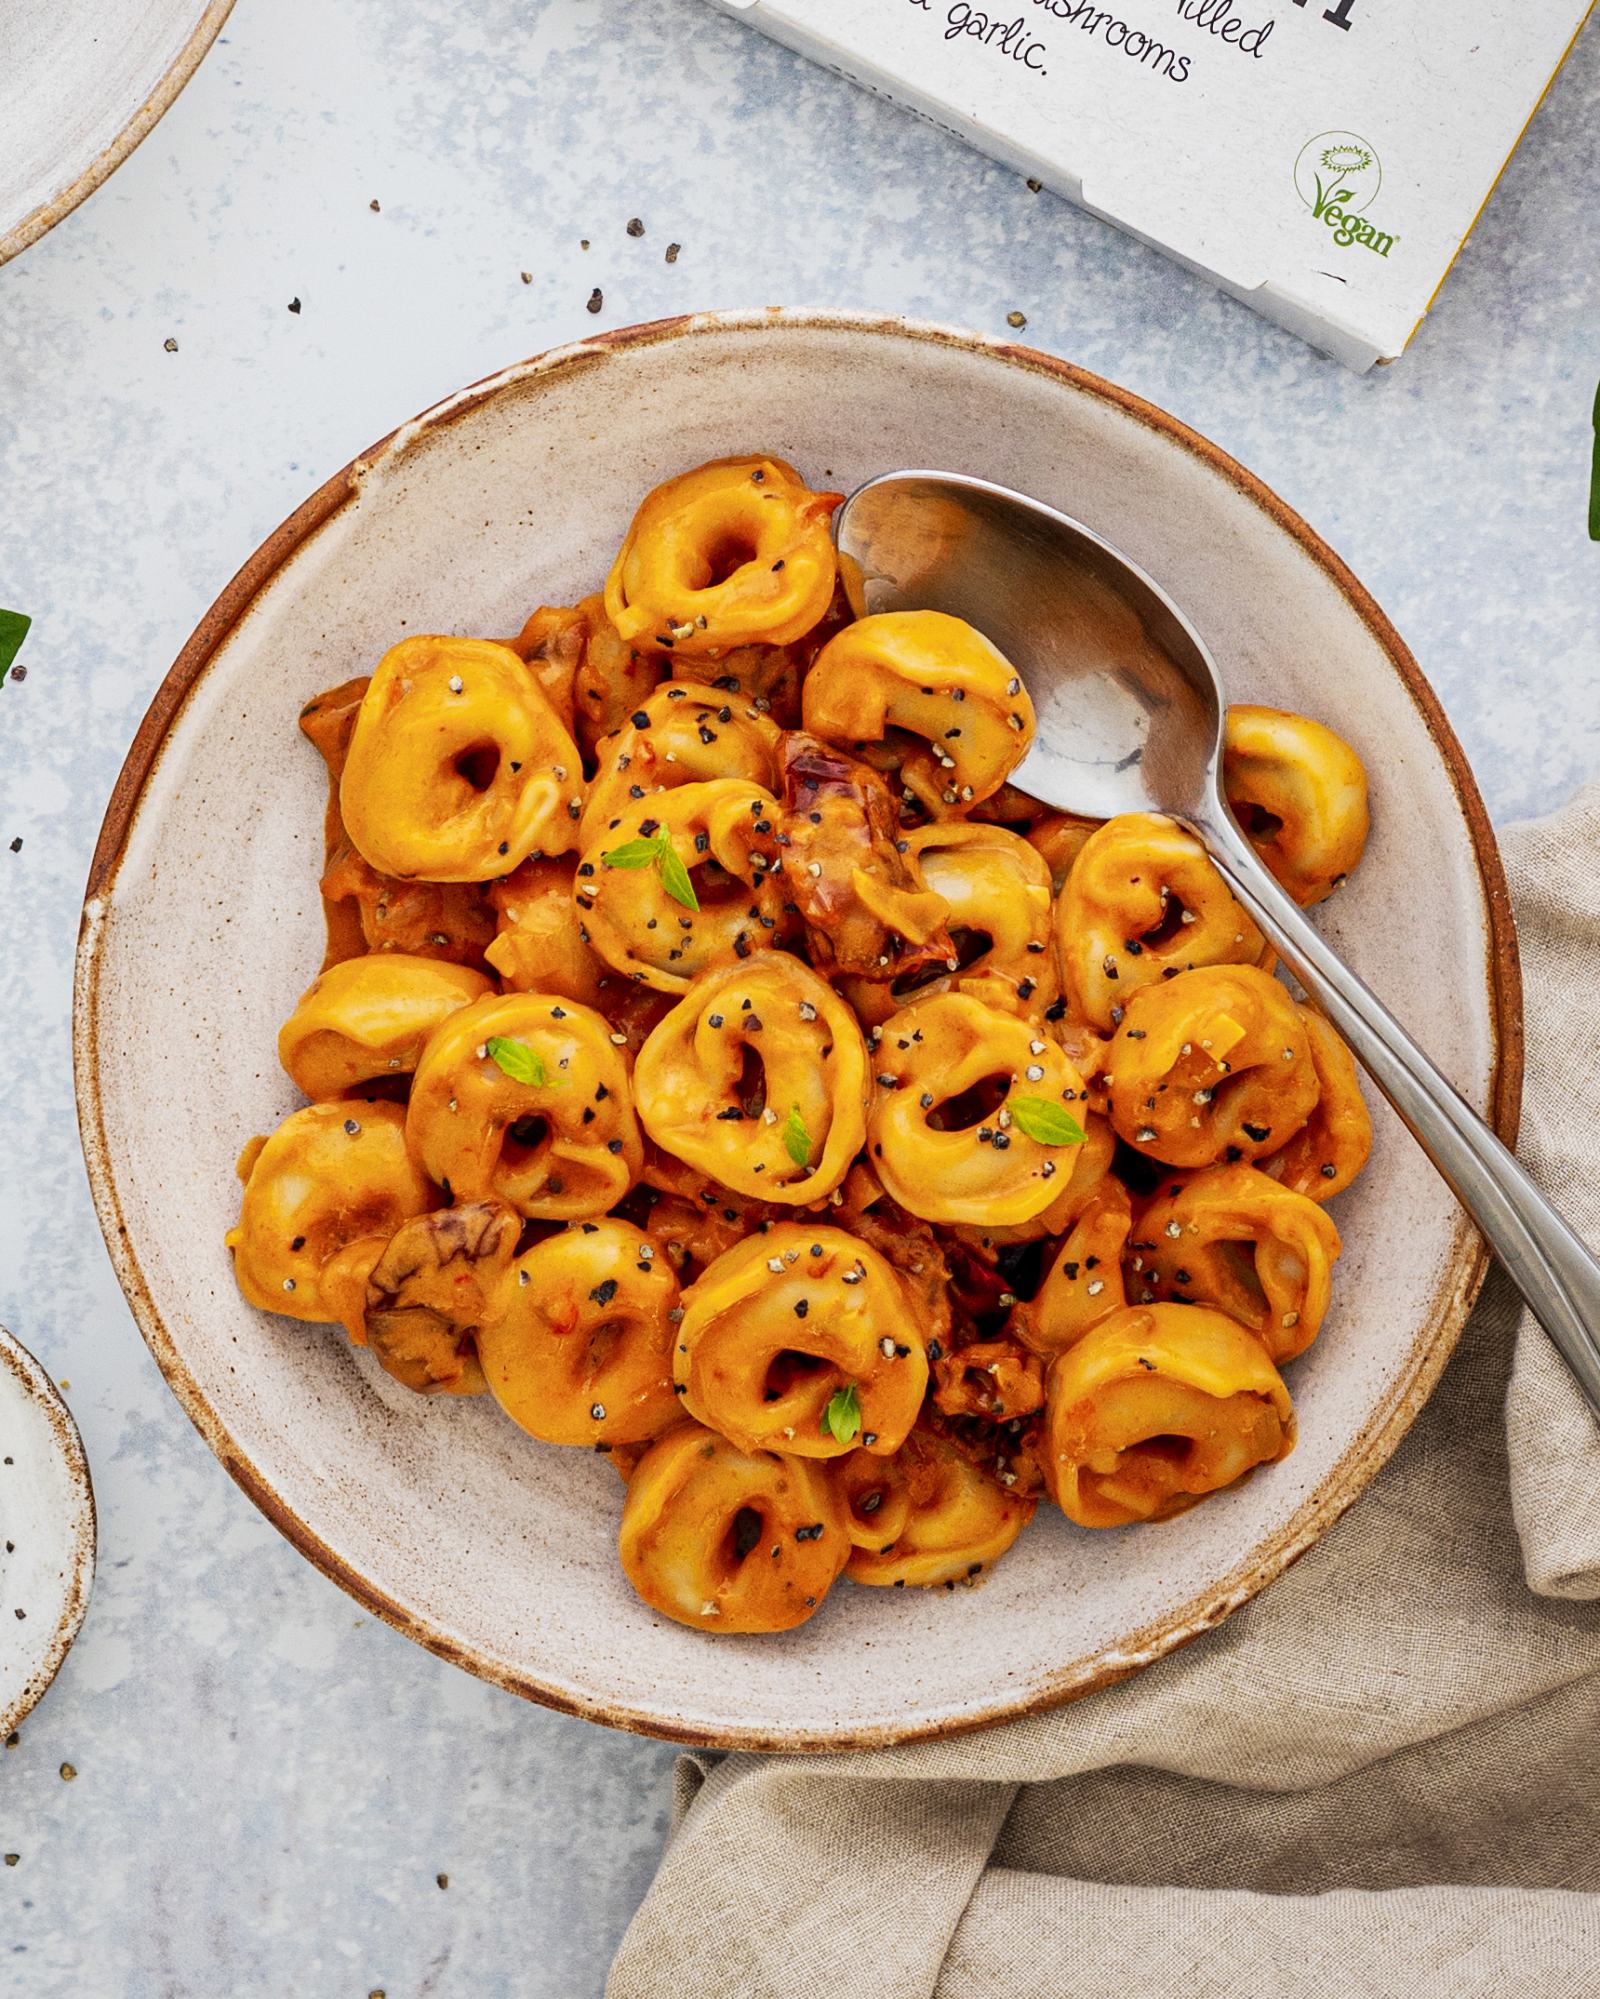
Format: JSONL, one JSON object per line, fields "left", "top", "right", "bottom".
{"left": 1293, "top": 131, "right": 1397, "bottom": 258}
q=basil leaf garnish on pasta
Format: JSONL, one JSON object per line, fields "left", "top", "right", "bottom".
{"left": 821, "top": 1384, "right": 861, "bottom": 1444}
{"left": 782, "top": 1104, "right": 813, "bottom": 1168}
{"left": 601, "top": 829, "right": 701, "bottom": 912}
{"left": 1008, "top": 1096, "right": 1088, "bottom": 1147}
{"left": 486, "top": 1036, "right": 553, "bottom": 1087}
{"left": 600, "top": 837, "right": 662, "bottom": 870}
{"left": 655, "top": 837, "right": 700, "bottom": 913}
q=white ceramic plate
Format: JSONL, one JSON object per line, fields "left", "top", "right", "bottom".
{"left": 0, "top": 1324, "right": 95, "bottom": 1738}
{"left": 74, "top": 312, "right": 1521, "bottom": 1749}
{"left": 0, "top": 1, "right": 233, "bottom": 267}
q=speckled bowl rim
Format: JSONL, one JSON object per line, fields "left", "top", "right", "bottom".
{"left": 72, "top": 309, "right": 1524, "bottom": 1751}
{"left": 0, "top": 0, "right": 235, "bottom": 268}
{"left": 0, "top": 1326, "right": 96, "bottom": 1740}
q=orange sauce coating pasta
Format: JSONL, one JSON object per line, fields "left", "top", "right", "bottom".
{"left": 231, "top": 455, "right": 1375, "bottom": 1635}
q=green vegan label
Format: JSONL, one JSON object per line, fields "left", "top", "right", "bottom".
{"left": 1294, "top": 132, "right": 1397, "bottom": 258}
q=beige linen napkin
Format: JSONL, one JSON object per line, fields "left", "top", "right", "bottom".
{"left": 609, "top": 784, "right": 1600, "bottom": 1999}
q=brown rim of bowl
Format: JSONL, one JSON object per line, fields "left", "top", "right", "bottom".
{"left": 72, "top": 309, "right": 1525, "bottom": 1752}
{"left": 0, "top": 1327, "right": 97, "bottom": 1741}
{"left": 0, "top": 1, "right": 236, "bottom": 269}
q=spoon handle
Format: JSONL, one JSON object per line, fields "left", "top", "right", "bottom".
{"left": 1201, "top": 813, "right": 1600, "bottom": 1418}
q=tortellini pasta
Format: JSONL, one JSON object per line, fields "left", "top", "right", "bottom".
{"left": 1262, "top": 1006, "right": 1374, "bottom": 1200}
{"left": 1224, "top": 704, "right": 1370, "bottom": 906}
{"left": 575, "top": 778, "right": 789, "bottom": 994}
{"left": 232, "top": 451, "right": 1377, "bottom": 1638}
{"left": 835, "top": 1430, "right": 1036, "bottom": 1587}
{"left": 847, "top": 821, "right": 1057, "bottom": 1026}
{"left": 633, "top": 956, "right": 869, "bottom": 1202}
{"left": 228, "top": 1101, "right": 435, "bottom": 1322}
{"left": 1134, "top": 1164, "right": 1341, "bottom": 1362}
{"left": 1044, "top": 1304, "right": 1295, "bottom": 1527}
{"left": 407, "top": 992, "right": 643, "bottom": 1218}
{"left": 674, "top": 1225, "right": 929, "bottom": 1460}
{"left": 619, "top": 1422, "right": 850, "bottom": 1632}
{"left": 866, "top": 992, "right": 1090, "bottom": 1227}
{"left": 803, "top": 610, "right": 1036, "bottom": 812}
{"left": 479, "top": 1219, "right": 683, "bottom": 1445}
{"left": 301, "top": 677, "right": 500, "bottom": 968}
{"left": 1108, "top": 964, "right": 1318, "bottom": 1169}
{"left": 579, "top": 684, "right": 782, "bottom": 846}
{"left": 1057, "top": 812, "right": 1268, "bottom": 1032}
{"left": 341, "top": 636, "right": 584, "bottom": 882}
{"left": 278, "top": 954, "right": 492, "bottom": 1099}
{"left": 605, "top": 455, "right": 840, "bottom": 657}
{"left": 1011, "top": 1180, "right": 1133, "bottom": 1359}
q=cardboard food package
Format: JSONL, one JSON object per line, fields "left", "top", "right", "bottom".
{"left": 703, "top": 0, "right": 1593, "bottom": 370}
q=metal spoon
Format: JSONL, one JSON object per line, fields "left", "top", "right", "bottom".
{"left": 834, "top": 469, "right": 1600, "bottom": 1415}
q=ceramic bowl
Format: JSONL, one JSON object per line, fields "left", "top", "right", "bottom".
{"left": 0, "top": 2, "right": 233, "bottom": 267}
{"left": 74, "top": 312, "right": 1521, "bottom": 1749}
{"left": 0, "top": 1325, "right": 95, "bottom": 1738}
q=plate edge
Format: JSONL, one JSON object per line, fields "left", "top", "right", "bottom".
{"left": 70, "top": 308, "right": 1525, "bottom": 1752}
{"left": 0, "top": 1, "right": 237, "bottom": 269}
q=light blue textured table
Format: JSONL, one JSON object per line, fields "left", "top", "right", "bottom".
{"left": 0, "top": 3, "right": 1595, "bottom": 1992}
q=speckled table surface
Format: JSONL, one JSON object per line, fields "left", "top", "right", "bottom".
{"left": 0, "top": 2, "right": 1595, "bottom": 1992}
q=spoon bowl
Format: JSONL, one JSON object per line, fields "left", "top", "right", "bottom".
{"left": 836, "top": 470, "right": 1222, "bottom": 825}
{"left": 837, "top": 468, "right": 1600, "bottom": 1418}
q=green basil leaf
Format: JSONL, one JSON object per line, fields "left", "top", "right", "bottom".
{"left": 600, "top": 837, "right": 663, "bottom": 870}
{"left": 820, "top": 1384, "right": 861, "bottom": 1445}
{"left": 655, "top": 835, "right": 700, "bottom": 912}
{"left": 1007, "top": 1096, "right": 1088, "bottom": 1147}
{"left": 485, "top": 1036, "right": 547, "bottom": 1087}
{"left": 782, "top": 1103, "right": 813, "bottom": 1168}
{"left": 0, "top": 609, "right": 31, "bottom": 687}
